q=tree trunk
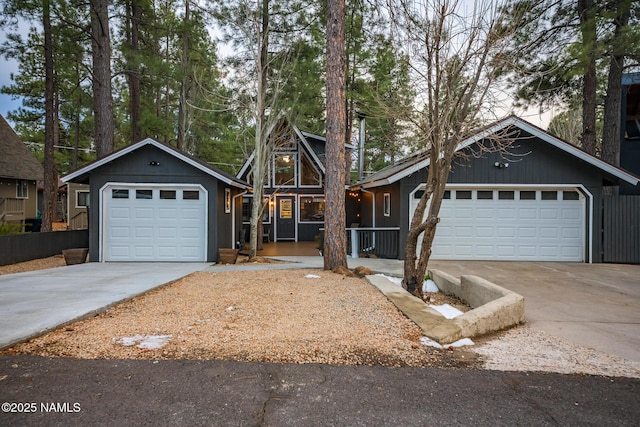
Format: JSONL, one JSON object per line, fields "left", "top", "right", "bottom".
{"left": 90, "top": 0, "right": 114, "bottom": 158}
{"left": 127, "top": 0, "right": 141, "bottom": 145}
{"left": 324, "top": 0, "right": 348, "bottom": 270}
{"left": 578, "top": 0, "right": 598, "bottom": 156}
{"left": 42, "top": 0, "right": 56, "bottom": 233}
{"left": 249, "top": 0, "right": 270, "bottom": 259}
{"left": 177, "top": 0, "right": 190, "bottom": 151}
{"left": 602, "top": 1, "right": 630, "bottom": 168}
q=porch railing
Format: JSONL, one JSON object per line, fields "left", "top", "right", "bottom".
{"left": 68, "top": 211, "right": 88, "bottom": 230}
{"left": 0, "top": 197, "right": 26, "bottom": 225}
{"left": 346, "top": 227, "right": 400, "bottom": 259}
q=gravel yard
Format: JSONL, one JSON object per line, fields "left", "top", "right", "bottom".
{"left": 1, "top": 269, "right": 477, "bottom": 369}
{"left": 2, "top": 255, "right": 640, "bottom": 378}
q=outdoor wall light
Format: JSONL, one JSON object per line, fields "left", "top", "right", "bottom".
{"left": 149, "top": 161, "right": 160, "bottom": 166}
{"left": 494, "top": 161, "right": 509, "bottom": 168}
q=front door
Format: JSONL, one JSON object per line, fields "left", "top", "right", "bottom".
{"left": 276, "top": 196, "right": 296, "bottom": 240}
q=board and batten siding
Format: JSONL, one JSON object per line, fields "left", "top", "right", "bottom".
{"left": 603, "top": 195, "right": 640, "bottom": 263}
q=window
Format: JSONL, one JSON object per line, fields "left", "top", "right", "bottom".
{"left": 563, "top": 191, "right": 580, "bottom": 200}
{"left": 541, "top": 191, "right": 557, "bottom": 200}
{"left": 443, "top": 190, "right": 451, "bottom": 199}
{"left": 477, "top": 190, "right": 493, "bottom": 200}
{"left": 225, "top": 188, "right": 231, "bottom": 213}
{"left": 455, "top": 190, "right": 472, "bottom": 200}
{"left": 16, "top": 180, "right": 28, "bottom": 198}
{"left": 274, "top": 153, "right": 296, "bottom": 186}
{"left": 414, "top": 190, "right": 425, "bottom": 199}
{"left": 519, "top": 191, "right": 536, "bottom": 200}
{"left": 183, "top": 190, "right": 200, "bottom": 200}
{"left": 76, "top": 191, "right": 89, "bottom": 207}
{"left": 242, "top": 196, "right": 271, "bottom": 223}
{"left": 383, "top": 193, "right": 391, "bottom": 217}
{"left": 160, "top": 190, "right": 176, "bottom": 200}
{"left": 112, "top": 189, "right": 129, "bottom": 199}
{"left": 498, "top": 191, "right": 514, "bottom": 200}
{"left": 300, "top": 196, "right": 324, "bottom": 222}
{"left": 299, "top": 151, "right": 321, "bottom": 186}
{"left": 136, "top": 189, "right": 153, "bottom": 199}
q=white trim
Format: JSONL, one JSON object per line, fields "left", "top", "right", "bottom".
{"left": 298, "top": 193, "right": 326, "bottom": 224}
{"left": 408, "top": 183, "right": 593, "bottom": 263}
{"left": 99, "top": 182, "right": 208, "bottom": 262}
{"left": 75, "top": 190, "right": 90, "bottom": 209}
{"left": 295, "top": 127, "right": 326, "bottom": 175}
{"left": 63, "top": 138, "right": 247, "bottom": 188}
{"left": 274, "top": 194, "right": 297, "bottom": 241}
{"left": 383, "top": 193, "right": 391, "bottom": 217}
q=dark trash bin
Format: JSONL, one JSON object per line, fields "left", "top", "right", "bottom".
{"left": 25, "top": 218, "right": 42, "bottom": 232}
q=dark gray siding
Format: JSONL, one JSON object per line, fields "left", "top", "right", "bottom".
{"left": 396, "top": 131, "right": 612, "bottom": 262}
{"left": 86, "top": 144, "right": 241, "bottom": 262}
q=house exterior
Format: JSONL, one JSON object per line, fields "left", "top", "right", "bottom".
{"left": 0, "top": 115, "right": 43, "bottom": 229}
{"left": 62, "top": 138, "right": 249, "bottom": 262}
{"left": 236, "top": 121, "right": 355, "bottom": 243}
{"left": 64, "top": 182, "right": 90, "bottom": 230}
{"left": 621, "top": 72, "right": 640, "bottom": 194}
{"left": 353, "top": 116, "right": 639, "bottom": 263}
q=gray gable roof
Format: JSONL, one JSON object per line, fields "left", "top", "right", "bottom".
{"left": 356, "top": 116, "right": 640, "bottom": 189}
{"left": 62, "top": 138, "right": 249, "bottom": 189}
{"left": 0, "top": 115, "right": 44, "bottom": 181}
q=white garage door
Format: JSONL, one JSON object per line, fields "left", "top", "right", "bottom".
{"left": 410, "top": 187, "right": 586, "bottom": 261}
{"left": 102, "top": 185, "right": 207, "bottom": 261}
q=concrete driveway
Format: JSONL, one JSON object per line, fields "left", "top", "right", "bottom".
{"left": 428, "top": 261, "right": 640, "bottom": 364}
{"left": 0, "top": 262, "right": 208, "bottom": 350}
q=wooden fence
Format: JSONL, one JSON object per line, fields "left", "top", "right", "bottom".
{"left": 0, "top": 230, "right": 89, "bottom": 266}
{"left": 603, "top": 195, "right": 640, "bottom": 264}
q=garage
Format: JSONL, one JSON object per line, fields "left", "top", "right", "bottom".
{"left": 410, "top": 186, "right": 587, "bottom": 262}
{"left": 102, "top": 184, "right": 207, "bottom": 262}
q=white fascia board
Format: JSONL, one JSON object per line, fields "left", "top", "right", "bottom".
{"left": 236, "top": 152, "right": 255, "bottom": 179}
{"left": 361, "top": 158, "right": 431, "bottom": 189}
{"left": 511, "top": 118, "right": 639, "bottom": 186}
{"left": 294, "top": 126, "right": 326, "bottom": 174}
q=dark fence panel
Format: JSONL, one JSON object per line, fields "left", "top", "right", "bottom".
{"left": 0, "top": 230, "right": 89, "bottom": 266}
{"left": 347, "top": 228, "right": 400, "bottom": 259}
{"left": 603, "top": 195, "right": 640, "bottom": 264}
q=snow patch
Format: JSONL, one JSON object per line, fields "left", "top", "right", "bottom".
{"left": 420, "top": 337, "right": 474, "bottom": 350}
{"left": 305, "top": 274, "right": 322, "bottom": 279}
{"left": 114, "top": 334, "right": 172, "bottom": 349}
{"left": 431, "top": 303, "right": 464, "bottom": 319}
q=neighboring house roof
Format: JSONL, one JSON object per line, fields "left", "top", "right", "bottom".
{"left": 0, "top": 114, "right": 44, "bottom": 181}
{"left": 356, "top": 116, "right": 640, "bottom": 189}
{"left": 62, "top": 138, "right": 250, "bottom": 189}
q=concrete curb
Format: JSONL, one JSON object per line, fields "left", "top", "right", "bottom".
{"left": 366, "top": 270, "right": 525, "bottom": 344}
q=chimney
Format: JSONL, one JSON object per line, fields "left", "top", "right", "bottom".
{"left": 357, "top": 111, "right": 366, "bottom": 182}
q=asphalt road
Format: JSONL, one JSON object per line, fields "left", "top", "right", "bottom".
{"left": 1, "top": 356, "right": 638, "bottom": 426}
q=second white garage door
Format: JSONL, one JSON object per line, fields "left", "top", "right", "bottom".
{"left": 410, "top": 187, "right": 586, "bottom": 262}
{"left": 102, "top": 184, "right": 207, "bottom": 262}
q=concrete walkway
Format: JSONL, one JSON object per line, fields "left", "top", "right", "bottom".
{"left": 0, "top": 263, "right": 208, "bottom": 350}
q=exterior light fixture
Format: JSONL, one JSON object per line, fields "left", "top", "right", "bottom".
{"left": 149, "top": 161, "right": 160, "bottom": 166}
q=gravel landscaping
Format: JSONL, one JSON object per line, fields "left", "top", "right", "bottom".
{"left": 2, "top": 255, "right": 640, "bottom": 378}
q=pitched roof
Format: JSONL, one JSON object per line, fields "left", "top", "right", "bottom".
{"left": 62, "top": 138, "right": 250, "bottom": 189}
{"left": 356, "top": 116, "right": 640, "bottom": 189}
{"left": 0, "top": 115, "right": 44, "bottom": 180}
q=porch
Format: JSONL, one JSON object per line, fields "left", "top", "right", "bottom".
{"left": 0, "top": 197, "right": 26, "bottom": 226}
{"left": 249, "top": 227, "right": 401, "bottom": 259}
